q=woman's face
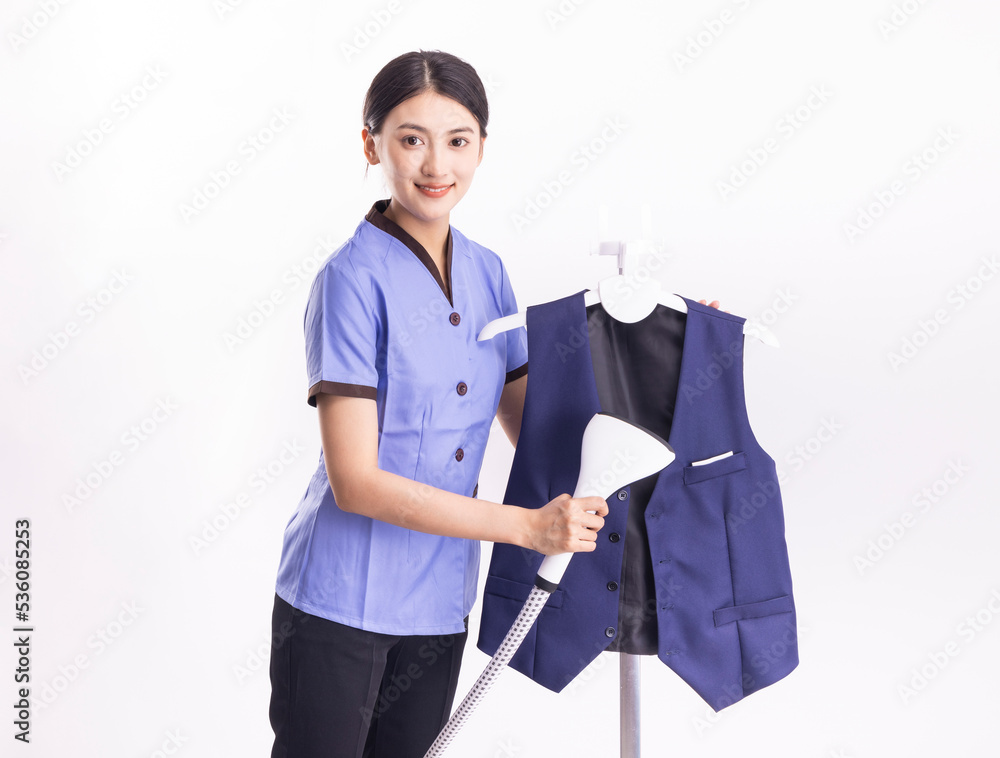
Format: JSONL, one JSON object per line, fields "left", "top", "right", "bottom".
{"left": 363, "top": 89, "right": 484, "bottom": 231}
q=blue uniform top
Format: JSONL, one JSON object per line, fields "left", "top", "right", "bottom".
{"left": 275, "top": 200, "right": 529, "bottom": 636}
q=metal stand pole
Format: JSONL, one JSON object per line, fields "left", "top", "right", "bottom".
{"left": 620, "top": 652, "right": 641, "bottom": 757}
{"left": 596, "top": 207, "right": 657, "bottom": 758}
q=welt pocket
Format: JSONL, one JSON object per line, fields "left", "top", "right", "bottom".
{"left": 683, "top": 451, "right": 748, "bottom": 485}
{"left": 483, "top": 575, "right": 564, "bottom": 609}
{"left": 713, "top": 594, "right": 794, "bottom": 627}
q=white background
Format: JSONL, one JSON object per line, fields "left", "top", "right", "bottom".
{"left": 2, "top": 1, "right": 998, "bottom": 756}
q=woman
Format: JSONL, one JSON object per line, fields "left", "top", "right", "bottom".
{"left": 268, "top": 50, "right": 610, "bottom": 758}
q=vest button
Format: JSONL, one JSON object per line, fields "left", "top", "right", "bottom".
{"left": 617, "top": 490, "right": 628, "bottom": 501}
{"left": 607, "top": 581, "right": 619, "bottom": 592}
{"left": 456, "top": 381, "right": 468, "bottom": 395}
{"left": 472, "top": 483, "right": 478, "bottom": 497}
{"left": 455, "top": 448, "right": 464, "bottom": 461}
{"left": 608, "top": 532, "right": 620, "bottom": 543}
{"left": 449, "top": 312, "right": 461, "bottom": 326}
{"left": 604, "top": 627, "right": 616, "bottom": 638}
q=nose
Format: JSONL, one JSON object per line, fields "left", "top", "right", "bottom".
{"left": 422, "top": 144, "right": 446, "bottom": 178}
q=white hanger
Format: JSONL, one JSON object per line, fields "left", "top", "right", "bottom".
{"left": 476, "top": 268, "right": 678, "bottom": 341}
{"left": 478, "top": 276, "right": 778, "bottom": 346}
{"left": 478, "top": 206, "right": 779, "bottom": 347}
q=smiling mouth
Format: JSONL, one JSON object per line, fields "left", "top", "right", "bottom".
{"left": 416, "top": 184, "right": 453, "bottom": 196}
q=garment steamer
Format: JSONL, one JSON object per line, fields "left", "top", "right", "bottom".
{"left": 445, "top": 206, "right": 780, "bottom": 755}
{"left": 423, "top": 411, "right": 674, "bottom": 757}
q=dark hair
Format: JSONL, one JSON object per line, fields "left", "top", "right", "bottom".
{"left": 363, "top": 50, "right": 489, "bottom": 138}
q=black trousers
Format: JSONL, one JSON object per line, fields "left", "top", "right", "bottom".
{"left": 269, "top": 594, "right": 468, "bottom": 758}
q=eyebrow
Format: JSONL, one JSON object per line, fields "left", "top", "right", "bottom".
{"left": 394, "top": 122, "right": 476, "bottom": 135}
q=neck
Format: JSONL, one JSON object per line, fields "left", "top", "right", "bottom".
{"left": 383, "top": 202, "right": 449, "bottom": 262}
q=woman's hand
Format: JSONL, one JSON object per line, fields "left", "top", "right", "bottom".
{"left": 699, "top": 299, "right": 728, "bottom": 313}
{"left": 524, "top": 493, "right": 609, "bottom": 555}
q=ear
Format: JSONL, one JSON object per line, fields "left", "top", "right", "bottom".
{"left": 476, "top": 135, "right": 485, "bottom": 167}
{"left": 362, "top": 127, "right": 380, "bottom": 166}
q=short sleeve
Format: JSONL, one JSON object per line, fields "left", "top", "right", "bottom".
{"left": 303, "top": 261, "right": 380, "bottom": 407}
{"left": 499, "top": 259, "right": 528, "bottom": 384}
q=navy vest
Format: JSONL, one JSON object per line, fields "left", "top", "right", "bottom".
{"left": 477, "top": 290, "right": 797, "bottom": 711}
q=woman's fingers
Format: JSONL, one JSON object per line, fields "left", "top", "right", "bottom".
{"left": 698, "top": 298, "right": 730, "bottom": 313}
{"left": 579, "top": 495, "right": 609, "bottom": 517}
{"left": 531, "top": 493, "right": 612, "bottom": 554}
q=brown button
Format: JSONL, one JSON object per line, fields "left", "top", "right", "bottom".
{"left": 456, "top": 381, "right": 468, "bottom": 396}
{"left": 449, "top": 312, "right": 461, "bottom": 325}
{"left": 472, "top": 483, "right": 479, "bottom": 498}
{"left": 455, "top": 448, "right": 464, "bottom": 461}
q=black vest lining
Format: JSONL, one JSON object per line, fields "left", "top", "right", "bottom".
{"left": 585, "top": 302, "right": 686, "bottom": 655}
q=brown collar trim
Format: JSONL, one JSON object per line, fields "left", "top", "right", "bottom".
{"left": 365, "top": 200, "right": 453, "bottom": 305}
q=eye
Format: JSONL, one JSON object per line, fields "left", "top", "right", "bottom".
{"left": 451, "top": 137, "right": 469, "bottom": 147}
{"left": 403, "top": 135, "right": 423, "bottom": 147}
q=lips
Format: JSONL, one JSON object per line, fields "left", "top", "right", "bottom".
{"left": 416, "top": 183, "right": 453, "bottom": 197}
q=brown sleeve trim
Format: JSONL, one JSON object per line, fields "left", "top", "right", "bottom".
{"left": 505, "top": 361, "right": 528, "bottom": 384}
{"left": 307, "top": 380, "right": 377, "bottom": 407}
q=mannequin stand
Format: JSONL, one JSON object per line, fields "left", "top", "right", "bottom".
{"left": 620, "top": 653, "right": 641, "bottom": 757}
